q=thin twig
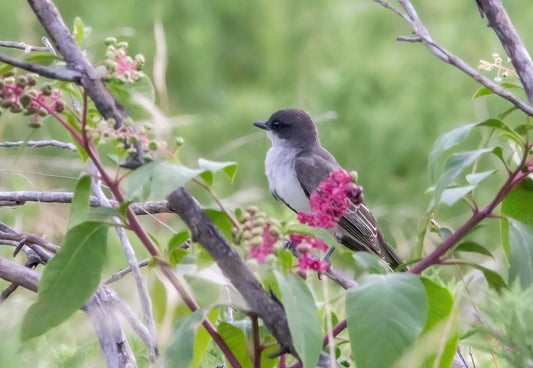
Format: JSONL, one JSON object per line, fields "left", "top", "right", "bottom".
{"left": 90, "top": 160, "right": 159, "bottom": 360}
{"left": 0, "top": 140, "right": 77, "bottom": 151}
{"left": 103, "top": 259, "right": 150, "bottom": 285}
{"left": 0, "top": 52, "right": 80, "bottom": 82}
{"left": 374, "top": 0, "right": 533, "bottom": 118}
{"left": 0, "top": 191, "right": 171, "bottom": 214}
{"left": 322, "top": 277, "right": 335, "bottom": 368}
{"left": 0, "top": 37, "right": 56, "bottom": 55}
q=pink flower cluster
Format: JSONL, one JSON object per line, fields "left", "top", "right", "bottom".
{"left": 104, "top": 41, "right": 144, "bottom": 83}
{"left": 297, "top": 170, "right": 363, "bottom": 229}
{"left": 289, "top": 233, "right": 329, "bottom": 275}
{"left": 250, "top": 223, "right": 278, "bottom": 262}
{"left": 0, "top": 74, "right": 64, "bottom": 126}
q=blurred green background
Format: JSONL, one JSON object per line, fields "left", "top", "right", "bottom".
{"left": 1, "top": 0, "right": 533, "bottom": 366}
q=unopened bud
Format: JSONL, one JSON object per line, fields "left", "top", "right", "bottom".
{"left": 143, "top": 122, "right": 152, "bottom": 130}
{"left": 251, "top": 236, "right": 262, "bottom": 246}
{"left": 123, "top": 117, "right": 133, "bottom": 127}
{"left": 41, "top": 83, "right": 53, "bottom": 96}
{"left": 1, "top": 99, "right": 12, "bottom": 108}
{"left": 15, "top": 75, "right": 27, "bottom": 88}
{"left": 349, "top": 171, "right": 358, "bottom": 183}
{"left": 28, "top": 120, "right": 42, "bottom": 128}
{"left": 251, "top": 227, "right": 263, "bottom": 236}
{"left": 54, "top": 100, "right": 64, "bottom": 112}
{"left": 10, "top": 103, "right": 22, "bottom": 113}
{"left": 26, "top": 73, "right": 38, "bottom": 86}
{"left": 246, "top": 205, "right": 259, "bottom": 214}
{"left": 4, "top": 77, "right": 15, "bottom": 85}
{"left": 19, "top": 94, "right": 32, "bottom": 107}
{"left": 174, "top": 136, "right": 184, "bottom": 146}
{"left": 129, "top": 135, "right": 138, "bottom": 144}
{"left": 296, "top": 242, "right": 311, "bottom": 253}
{"left": 117, "top": 41, "right": 128, "bottom": 49}
{"left": 39, "top": 109, "right": 48, "bottom": 117}
{"left": 104, "top": 37, "right": 117, "bottom": 46}
{"left": 135, "top": 54, "right": 145, "bottom": 70}
{"left": 0, "top": 80, "right": 4, "bottom": 90}
{"left": 148, "top": 141, "right": 158, "bottom": 151}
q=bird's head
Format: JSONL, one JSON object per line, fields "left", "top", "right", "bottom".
{"left": 253, "top": 109, "right": 319, "bottom": 147}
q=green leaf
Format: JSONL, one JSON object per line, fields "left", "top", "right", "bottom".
{"left": 501, "top": 179, "right": 533, "bottom": 258}
{"left": 150, "top": 276, "right": 167, "bottom": 324}
{"left": 205, "top": 209, "right": 234, "bottom": 241}
{"left": 352, "top": 252, "right": 387, "bottom": 274}
{"left": 428, "top": 123, "right": 477, "bottom": 181}
{"left": 440, "top": 185, "right": 476, "bottom": 207}
{"left": 164, "top": 310, "right": 204, "bottom": 368}
{"left": 198, "top": 158, "right": 238, "bottom": 184}
{"left": 421, "top": 279, "right": 453, "bottom": 332}
{"left": 473, "top": 82, "right": 524, "bottom": 99}
{"left": 168, "top": 231, "right": 190, "bottom": 252}
{"left": 218, "top": 322, "right": 252, "bottom": 368}
{"left": 478, "top": 118, "right": 523, "bottom": 144}
{"left": 507, "top": 219, "right": 533, "bottom": 289}
{"left": 394, "top": 279, "right": 458, "bottom": 368}
{"left": 438, "top": 227, "right": 453, "bottom": 241}
{"left": 278, "top": 250, "right": 293, "bottom": 272}
{"left": 169, "top": 248, "right": 188, "bottom": 265}
{"left": 21, "top": 222, "right": 108, "bottom": 340}
{"left": 191, "top": 309, "right": 218, "bottom": 368}
{"left": 429, "top": 147, "right": 495, "bottom": 211}
{"left": 452, "top": 261, "right": 507, "bottom": 292}
{"left": 69, "top": 176, "right": 92, "bottom": 228}
{"left": 346, "top": 273, "right": 428, "bottom": 368}
{"left": 73, "top": 17, "right": 84, "bottom": 45}
{"left": 466, "top": 170, "right": 496, "bottom": 185}
{"left": 454, "top": 241, "right": 494, "bottom": 259}
{"left": 274, "top": 271, "right": 322, "bottom": 368}
{"left": 128, "top": 161, "right": 203, "bottom": 201}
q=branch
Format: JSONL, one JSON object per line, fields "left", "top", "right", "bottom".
{"left": 375, "top": 0, "right": 533, "bottom": 117}
{"left": 0, "top": 191, "right": 171, "bottom": 215}
{"left": 477, "top": 0, "right": 533, "bottom": 104}
{"left": 410, "top": 168, "right": 531, "bottom": 274}
{"left": 0, "top": 140, "right": 77, "bottom": 151}
{"left": 0, "top": 256, "right": 137, "bottom": 367}
{"left": 0, "top": 37, "right": 56, "bottom": 54}
{"left": 26, "top": 0, "right": 128, "bottom": 127}
{"left": 167, "top": 187, "right": 295, "bottom": 356}
{"left": 103, "top": 259, "right": 149, "bottom": 285}
{"left": 90, "top": 161, "right": 158, "bottom": 360}
{"left": 0, "top": 52, "right": 80, "bottom": 82}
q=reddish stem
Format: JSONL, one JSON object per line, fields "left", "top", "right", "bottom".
{"left": 45, "top": 93, "right": 242, "bottom": 367}
{"left": 323, "top": 319, "right": 347, "bottom": 348}
{"left": 410, "top": 167, "right": 530, "bottom": 274}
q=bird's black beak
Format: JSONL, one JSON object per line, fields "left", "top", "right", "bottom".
{"left": 253, "top": 120, "right": 269, "bottom": 130}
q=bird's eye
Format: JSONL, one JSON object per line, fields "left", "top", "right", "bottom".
{"left": 271, "top": 121, "right": 281, "bottom": 130}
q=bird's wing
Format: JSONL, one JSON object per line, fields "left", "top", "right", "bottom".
{"left": 295, "top": 150, "right": 402, "bottom": 269}
{"left": 294, "top": 149, "right": 341, "bottom": 197}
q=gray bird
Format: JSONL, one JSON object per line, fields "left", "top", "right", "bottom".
{"left": 253, "top": 108, "right": 402, "bottom": 269}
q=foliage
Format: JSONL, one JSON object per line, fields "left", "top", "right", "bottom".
{"left": 0, "top": 1, "right": 533, "bottom": 368}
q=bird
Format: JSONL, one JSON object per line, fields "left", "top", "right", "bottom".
{"left": 253, "top": 108, "right": 403, "bottom": 269}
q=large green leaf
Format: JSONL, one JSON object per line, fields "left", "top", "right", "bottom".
{"left": 198, "top": 158, "right": 238, "bottom": 184}
{"left": 394, "top": 279, "right": 458, "bottom": 368}
{"left": 164, "top": 310, "right": 204, "bottom": 368}
{"left": 429, "top": 147, "right": 495, "bottom": 211}
{"left": 477, "top": 119, "right": 523, "bottom": 145}
{"left": 21, "top": 222, "right": 108, "bottom": 340}
{"left": 69, "top": 176, "right": 91, "bottom": 228}
{"left": 191, "top": 309, "right": 218, "bottom": 368}
{"left": 454, "top": 241, "right": 494, "bottom": 259}
{"left": 274, "top": 271, "right": 322, "bottom": 368}
{"left": 218, "top": 322, "right": 252, "bottom": 368}
{"left": 440, "top": 185, "right": 476, "bottom": 207}
{"left": 501, "top": 179, "right": 533, "bottom": 258}
{"left": 205, "top": 209, "right": 234, "bottom": 241}
{"left": 346, "top": 273, "right": 428, "bottom": 368}
{"left": 428, "top": 123, "right": 477, "bottom": 181}
{"left": 508, "top": 219, "right": 533, "bottom": 289}
{"left": 128, "top": 161, "right": 203, "bottom": 200}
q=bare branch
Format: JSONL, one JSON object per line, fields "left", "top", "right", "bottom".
{"left": 168, "top": 187, "right": 295, "bottom": 356}
{"left": 90, "top": 161, "right": 158, "bottom": 359}
{"left": 0, "top": 257, "right": 137, "bottom": 368}
{"left": 0, "top": 229, "right": 59, "bottom": 254}
{"left": 375, "top": 0, "right": 533, "bottom": 117}
{"left": 0, "top": 191, "right": 171, "bottom": 215}
{"left": 27, "top": 0, "right": 128, "bottom": 127}
{"left": 0, "top": 140, "right": 77, "bottom": 151}
{"left": 477, "top": 0, "right": 533, "bottom": 104}
{"left": 0, "top": 52, "right": 80, "bottom": 82}
{"left": 0, "top": 37, "right": 56, "bottom": 54}
{"left": 0, "top": 256, "right": 40, "bottom": 292}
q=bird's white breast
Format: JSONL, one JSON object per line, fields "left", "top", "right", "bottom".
{"left": 265, "top": 134, "right": 311, "bottom": 214}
